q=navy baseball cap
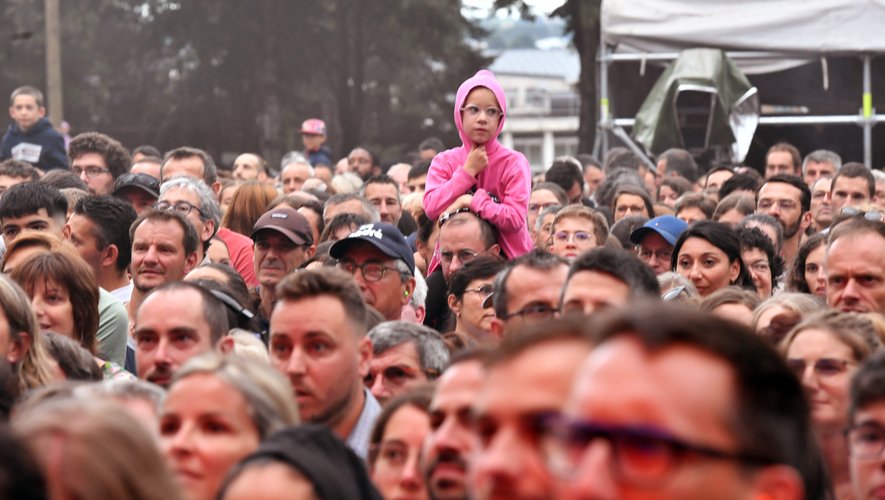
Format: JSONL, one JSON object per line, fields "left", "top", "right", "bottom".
{"left": 329, "top": 223, "right": 415, "bottom": 275}
{"left": 629, "top": 215, "right": 688, "bottom": 246}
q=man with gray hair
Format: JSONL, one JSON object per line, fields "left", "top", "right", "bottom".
{"left": 158, "top": 176, "right": 221, "bottom": 265}
{"left": 365, "top": 320, "right": 449, "bottom": 404}
{"left": 323, "top": 192, "right": 379, "bottom": 225}
{"left": 802, "top": 149, "right": 841, "bottom": 188}
{"left": 280, "top": 154, "right": 314, "bottom": 194}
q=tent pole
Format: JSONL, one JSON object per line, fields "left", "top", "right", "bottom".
{"left": 863, "top": 54, "right": 873, "bottom": 167}
{"left": 599, "top": 43, "right": 610, "bottom": 155}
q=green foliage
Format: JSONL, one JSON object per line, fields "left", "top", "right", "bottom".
{"left": 0, "top": 0, "right": 489, "bottom": 166}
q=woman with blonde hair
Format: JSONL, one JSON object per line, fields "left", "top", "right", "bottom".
{"left": 14, "top": 398, "right": 181, "bottom": 500}
{"left": 160, "top": 352, "right": 299, "bottom": 500}
{"left": 220, "top": 180, "right": 279, "bottom": 236}
{"left": 781, "top": 311, "right": 883, "bottom": 500}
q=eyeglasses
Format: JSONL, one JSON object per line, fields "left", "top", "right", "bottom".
{"left": 72, "top": 165, "right": 111, "bottom": 178}
{"left": 337, "top": 260, "right": 401, "bottom": 282}
{"left": 785, "top": 358, "right": 853, "bottom": 378}
{"left": 460, "top": 105, "right": 503, "bottom": 119}
{"left": 501, "top": 303, "right": 559, "bottom": 321}
{"left": 540, "top": 413, "right": 773, "bottom": 486}
{"left": 637, "top": 247, "right": 672, "bottom": 261}
{"left": 438, "top": 207, "right": 473, "bottom": 227}
{"left": 155, "top": 200, "right": 205, "bottom": 218}
{"left": 553, "top": 231, "right": 592, "bottom": 243}
{"left": 464, "top": 284, "right": 494, "bottom": 297}
{"left": 840, "top": 206, "right": 884, "bottom": 221}
{"left": 440, "top": 248, "right": 480, "bottom": 265}
{"left": 846, "top": 423, "right": 885, "bottom": 460}
{"left": 757, "top": 199, "right": 798, "bottom": 211}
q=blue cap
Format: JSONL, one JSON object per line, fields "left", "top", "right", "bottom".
{"left": 629, "top": 215, "right": 688, "bottom": 246}
{"left": 329, "top": 223, "right": 415, "bottom": 275}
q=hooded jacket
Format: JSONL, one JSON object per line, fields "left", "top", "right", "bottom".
{"left": 423, "top": 70, "right": 533, "bottom": 264}
{"left": 0, "top": 117, "right": 68, "bottom": 171}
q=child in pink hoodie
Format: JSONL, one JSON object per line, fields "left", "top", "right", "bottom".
{"left": 423, "top": 70, "right": 533, "bottom": 270}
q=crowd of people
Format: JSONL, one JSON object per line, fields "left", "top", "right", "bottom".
{"left": 0, "top": 69, "right": 884, "bottom": 500}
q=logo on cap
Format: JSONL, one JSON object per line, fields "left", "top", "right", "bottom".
{"left": 350, "top": 224, "right": 383, "bottom": 240}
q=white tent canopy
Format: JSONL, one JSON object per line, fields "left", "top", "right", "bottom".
{"left": 598, "top": 0, "right": 885, "bottom": 164}
{"left": 603, "top": 0, "right": 885, "bottom": 63}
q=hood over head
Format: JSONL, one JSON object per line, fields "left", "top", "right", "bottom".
{"left": 454, "top": 70, "right": 508, "bottom": 150}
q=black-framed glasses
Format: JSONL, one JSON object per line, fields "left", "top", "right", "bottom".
{"left": 785, "top": 358, "right": 853, "bottom": 378}
{"left": 840, "top": 206, "right": 884, "bottom": 221}
{"left": 337, "top": 260, "right": 401, "bottom": 282}
{"left": 72, "top": 165, "right": 111, "bottom": 178}
{"left": 155, "top": 200, "right": 205, "bottom": 218}
{"left": 845, "top": 422, "right": 885, "bottom": 460}
{"left": 501, "top": 303, "right": 559, "bottom": 321}
{"left": 438, "top": 207, "right": 473, "bottom": 227}
{"left": 440, "top": 248, "right": 480, "bottom": 265}
{"left": 636, "top": 247, "right": 672, "bottom": 261}
{"left": 464, "top": 283, "right": 494, "bottom": 297}
{"left": 540, "top": 413, "right": 774, "bottom": 486}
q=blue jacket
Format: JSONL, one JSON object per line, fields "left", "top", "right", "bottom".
{"left": 0, "top": 117, "right": 68, "bottom": 171}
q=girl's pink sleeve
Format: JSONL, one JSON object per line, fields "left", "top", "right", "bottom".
{"left": 470, "top": 157, "right": 530, "bottom": 233}
{"left": 423, "top": 157, "right": 477, "bottom": 220}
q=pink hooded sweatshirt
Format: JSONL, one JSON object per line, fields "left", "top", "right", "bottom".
{"left": 423, "top": 70, "right": 533, "bottom": 269}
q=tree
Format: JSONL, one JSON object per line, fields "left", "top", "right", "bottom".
{"left": 494, "top": 0, "right": 600, "bottom": 154}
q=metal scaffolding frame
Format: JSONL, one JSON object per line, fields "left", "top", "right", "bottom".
{"left": 597, "top": 46, "right": 885, "bottom": 166}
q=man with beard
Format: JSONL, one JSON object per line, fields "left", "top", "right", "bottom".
{"left": 755, "top": 174, "right": 811, "bottom": 267}
{"left": 423, "top": 351, "right": 486, "bottom": 500}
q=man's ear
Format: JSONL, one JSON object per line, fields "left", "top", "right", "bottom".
{"left": 217, "top": 335, "right": 235, "bottom": 355}
{"left": 487, "top": 243, "right": 501, "bottom": 258}
{"left": 489, "top": 318, "right": 505, "bottom": 340}
{"left": 184, "top": 252, "right": 199, "bottom": 274}
{"left": 36, "top": 106, "right": 46, "bottom": 118}
{"left": 401, "top": 278, "right": 416, "bottom": 307}
{"left": 414, "top": 305, "right": 426, "bottom": 324}
{"left": 750, "top": 464, "right": 804, "bottom": 500}
{"left": 357, "top": 336, "right": 372, "bottom": 378}
{"left": 101, "top": 244, "right": 119, "bottom": 269}
{"left": 306, "top": 244, "right": 316, "bottom": 259}
{"left": 202, "top": 220, "right": 216, "bottom": 244}
{"left": 799, "top": 210, "right": 812, "bottom": 231}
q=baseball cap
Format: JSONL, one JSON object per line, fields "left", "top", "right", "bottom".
{"left": 251, "top": 207, "right": 313, "bottom": 246}
{"left": 629, "top": 215, "right": 688, "bottom": 246}
{"left": 329, "top": 223, "right": 415, "bottom": 275}
{"left": 112, "top": 172, "right": 160, "bottom": 198}
{"left": 300, "top": 119, "right": 326, "bottom": 136}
